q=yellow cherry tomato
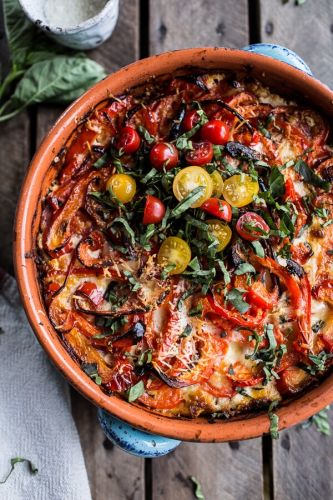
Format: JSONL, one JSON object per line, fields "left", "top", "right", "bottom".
{"left": 157, "top": 236, "right": 191, "bottom": 275}
{"left": 210, "top": 170, "right": 224, "bottom": 198}
{"left": 173, "top": 166, "right": 213, "bottom": 208}
{"left": 222, "top": 174, "right": 259, "bottom": 208}
{"left": 206, "top": 219, "right": 232, "bottom": 252}
{"left": 106, "top": 173, "right": 136, "bottom": 203}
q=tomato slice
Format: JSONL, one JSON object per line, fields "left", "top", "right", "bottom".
{"left": 227, "top": 361, "right": 263, "bottom": 387}
{"left": 157, "top": 236, "right": 191, "bottom": 275}
{"left": 210, "top": 170, "right": 224, "bottom": 198}
{"left": 236, "top": 212, "right": 270, "bottom": 241}
{"left": 183, "top": 110, "right": 200, "bottom": 132}
{"left": 246, "top": 281, "right": 278, "bottom": 310}
{"left": 143, "top": 195, "right": 166, "bottom": 224}
{"left": 115, "top": 126, "right": 141, "bottom": 154}
{"left": 222, "top": 175, "right": 259, "bottom": 208}
{"left": 149, "top": 142, "right": 179, "bottom": 170}
{"left": 202, "top": 373, "right": 235, "bottom": 398}
{"left": 201, "top": 119, "right": 230, "bottom": 145}
{"left": 104, "top": 360, "right": 138, "bottom": 392}
{"left": 201, "top": 198, "right": 232, "bottom": 222}
{"left": 185, "top": 141, "right": 213, "bottom": 166}
{"left": 206, "top": 219, "right": 232, "bottom": 251}
{"left": 173, "top": 166, "right": 213, "bottom": 208}
{"left": 76, "top": 282, "right": 104, "bottom": 306}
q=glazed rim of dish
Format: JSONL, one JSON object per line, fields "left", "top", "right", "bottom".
{"left": 14, "top": 47, "right": 333, "bottom": 442}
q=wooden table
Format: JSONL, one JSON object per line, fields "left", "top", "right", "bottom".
{"left": 1, "top": 1, "right": 333, "bottom": 498}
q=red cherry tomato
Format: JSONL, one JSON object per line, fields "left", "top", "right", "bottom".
{"left": 185, "top": 141, "right": 214, "bottom": 166}
{"left": 236, "top": 212, "right": 270, "bottom": 241}
{"left": 115, "top": 126, "right": 141, "bottom": 154}
{"left": 149, "top": 142, "right": 179, "bottom": 170}
{"left": 183, "top": 110, "right": 200, "bottom": 131}
{"left": 201, "top": 119, "right": 230, "bottom": 145}
{"left": 200, "top": 198, "right": 232, "bottom": 222}
{"left": 143, "top": 195, "right": 166, "bottom": 224}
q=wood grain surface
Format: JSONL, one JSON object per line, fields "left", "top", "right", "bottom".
{"left": 259, "top": 0, "right": 333, "bottom": 88}
{"left": 1, "top": 0, "right": 333, "bottom": 499}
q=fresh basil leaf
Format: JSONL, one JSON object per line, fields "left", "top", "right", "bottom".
{"left": 301, "top": 406, "right": 331, "bottom": 436}
{"left": 175, "top": 123, "right": 201, "bottom": 149}
{"left": 140, "top": 168, "right": 159, "bottom": 184}
{"left": 123, "top": 270, "right": 141, "bottom": 292}
{"left": 251, "top": 241, "right": 265, "bottom": 258}
{"left": 180, "top": 324, "right": 193, "bottom": 338}
{"left": 190, "top": 476, "right": 205, "bottom": 500}
{"left": 0, "top": 56, "right": 106, "bottom": 121}
{"left": 0, "top": 456, "right": 38, "bottom": 484}
{"left": 294, "top": 159, "right": 330, "bottom": 190}
{"left": 269, "top": 167, "right": 285, "bottom": 199}
{"left": 188, "top": 257, "right": 201, "bottom": 271}
{"left": 110, "top": 217, "right": 136, "bottom": 247}
{"left": 226, "top": 288, "right": 250, "bottom": 313}
{"left": 127, "top": 380, "right": 145, "bottom": 402}
{"left": 137, "top": 125, "right": 155, "bottom": 144}
{"left": 93, "top": 152, "right": 109, "bottom": 169}
{"left": 172, "top": 187, "right": 205, "bottom": 217}
{"left": 268, "top": 401, "right": 279, "bottom": 439}
{"left": 81, "top": 363, "right": 102, "bottom": 385}
{"left": 217, "top": 259, "right": 231, "bottom": 285}
{"left": 235, "top": 263, "right": 256, "bottom": 275}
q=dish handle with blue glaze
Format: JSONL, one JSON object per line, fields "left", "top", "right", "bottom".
{"left": 97, "top": 42, "right": 312, "bottom": 458}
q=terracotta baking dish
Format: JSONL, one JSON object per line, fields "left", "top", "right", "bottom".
{"left": 14, "top": 47, "right": 333, "bottom": 443}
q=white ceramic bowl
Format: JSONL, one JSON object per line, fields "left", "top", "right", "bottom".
{"left": 18, "top": 0, "right": 119, "bottom": 50}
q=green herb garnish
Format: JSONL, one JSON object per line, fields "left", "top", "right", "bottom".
{"left": 127, "top": 381, "right": 145, "bottom": 402}
{"left": 0, "top": 457, "right": 38, "bottom": 484}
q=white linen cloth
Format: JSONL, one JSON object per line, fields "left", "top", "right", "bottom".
{"left": 0, "top": 271, "right": 92, "bottom": 500}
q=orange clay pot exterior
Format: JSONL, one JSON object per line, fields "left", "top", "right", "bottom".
{"left": 14, "top": 48, "right": 333, "bottom": 442}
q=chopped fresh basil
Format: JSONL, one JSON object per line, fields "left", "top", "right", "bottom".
{"left": 137, "top": 349, "right": 153, "bottom": 367}
{"left": 161, "top": 263, "right": 176, "bottom": 280}
{"left": 269, "top": 167, "right": 285, "bottom": 199}
{"left": 127, "top": 380, "right": 145, "bottom": 402}
{"left": 137, "top": 125, "right": 155, "bottom": 144}
{"left": 123, "top": 270, "right": 141, "bottom": 292}
{"left": 234, "top": 262, "right": 256, "bottom": 275}
{"left": 82, "top": 363, "right": 102, "bottom": 385}
{"left": 268, "top": 401, "right": 279, "bottom": 439}
{"left": 314, "top": 207, "right": 329, "bottom": 219}
{"left": 180, "top": 324, "right": 193, "bottom": 338}
{"left": 301, "top": 406, "right": 331, "bottom": 436}
{"left": 294, "top": 159, "right": 330, "bottom": 190}
{"left": 110, "top": 217, "right": 136, "bottom": 247}
{"left": 172, "top": 187, "right": 205, "bottom": 217}
{"left": 251, "top": 240, "right": 265, "bottom": 258}
{"left": 93, "top": 152, "right": 109, "bottom": 169}
{"left": 189, "top": 303, "right": 203, "bottom": 317}
{"left": 278, "top": 243, "right": 291, "bottom": 259}
{"left": 188, "top": 256, "right": 201, "bottom": 272}
{"left": 307, "top": 351, "right": 333, "bottom": 374}
{"left": 258, "top": 122, "right": 271, "bottom": 139}
{"left": 190, "top": 476, "right": 205, "bottom": 500}
{"left": 177, "top": 287, "right": 197, "bottom": 310}
{"left": 140, "top": 167, "right": 159, "bottom": 184}
{"left": 217, "top": 259, "right": 231, "bottom": 285}
{"left": 0, "top": 457, "right": 38, "bottom": 484}
{"left": 226, "top": 288, "right": 250, "bottom": 314}
{"left": 235, "top": 387, "right": 253, "bottom": 398}
{"left": 175, "top": 123, "right": 201, "bottom": 150}
{"left": 322, "top": 219, "right": 333, "bottom": 228}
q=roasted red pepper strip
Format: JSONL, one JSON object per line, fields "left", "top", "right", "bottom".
{"left": 76, "top": 282, "right": 104, "bottom": 306}
{"left": 246, "top": 281, "right": 278, "bottom": 310}
{"left": 207, "top": 294, "right": 266, "bottom": 327}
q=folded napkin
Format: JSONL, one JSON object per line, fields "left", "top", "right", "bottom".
{"left": 0, "top": 271, "right": 92, "bottom": 500}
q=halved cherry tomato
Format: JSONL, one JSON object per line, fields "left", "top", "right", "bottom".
{"left": 106, "top": 173, "right": 136, "bottom": 203}
{"left": 173, "top": 166, "right": 213, "bottom": 208}
{"left": 143, "top": 195, "right": 166, "bottom": 224}
{"left": 115, "top": 126, "right": 141, "bottom": 154}
{"left": 157, "top": 236, "right": 191, "bottom": 275}
{"left": 222, "top": 174, "right": 259, "bottom": 208}
{"left": 185, "top": 141, "right": 213, "bottom": 166}
{"left": 149, "top": 142, "right": 179, "bottom": 170}
{"left": 201, "top": 198, "right": 232, "bottom": 222}
{"left": 210, "top": 170, "right": 224, "bottom": 198}
{"left": 236, "top": 212, "right": 270, "bottom": 241}
{"left": 201, "top": 119, "right": 230, "bottom": 145}
{"left": 76, "top": 282, "right": 104, "bottom": 306}
{"left": 246, "top": 281, "right": 278, "bottom": 310}
{"left": 206, "top": 219, "right": 232, "bottom": 251}
{"left": 183, "top": 109, "right": 200, "bottom": 132}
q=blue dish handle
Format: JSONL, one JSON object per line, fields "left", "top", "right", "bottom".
{"left": 242, "top": 43, "right": 312, "bottom": 75}
{"left": 97, "top": 409, "right": 181, "bottom": 457}
{"left": 97, "top": 43, "right": 312, "bottom": 458}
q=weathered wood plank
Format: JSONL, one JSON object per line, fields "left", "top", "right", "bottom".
{"left": 36, "top": 2, "right": 142, "bottom": 499}
{"left": 149, "top": 2, "right": 264, "bottom": 498}
{"left": 71, "top": 391, "right": 145, "bottom": 500}
{"left": 259, "top": 0, "right": 333, "bottom": 88}
{"left": 149, "top": 0, "right": 250, "bottom": 54}
{"left": 152, "top": 440, "right": 263, "bottom": 500}
{"left": 273, "top": 414, "right": 333, "bottom": 500}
